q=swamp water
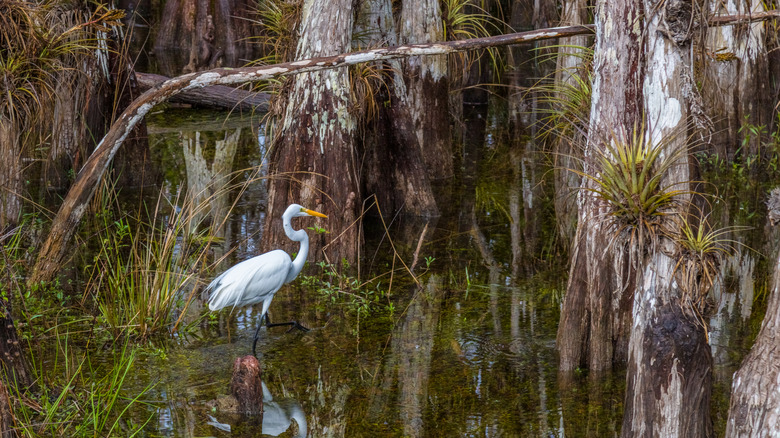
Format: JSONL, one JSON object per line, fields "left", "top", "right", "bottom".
{"left": 53, "top": 106, "right": 769, "bottom": 437}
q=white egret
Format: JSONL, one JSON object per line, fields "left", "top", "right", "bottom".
{"left": 206, "top": 203, "right": 327, "bottom": 354}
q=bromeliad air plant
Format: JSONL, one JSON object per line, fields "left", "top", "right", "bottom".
{"left": 576, "top": 123, "right": 689, "bottom": 238}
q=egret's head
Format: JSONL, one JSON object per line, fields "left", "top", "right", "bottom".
{"left": 286, "top": 203, "right": 327, "bottom": 219}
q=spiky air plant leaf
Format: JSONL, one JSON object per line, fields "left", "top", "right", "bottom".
{"left": 574, "top": 124, "right": 690, "bottom": 241}
{"left": 442, "top": 0, "right": 506, "bottom": 84}
{"left": 671, "top": 212, "right": 749, "bottom": 328}
{"left": 348, "top": 60, "right": 388, "bottom": 124}
{"left": 533, "top": 45, "right": 594, "bottom": 146}
{"left": 248, "top": 0, "right": 302, "bottom": 66}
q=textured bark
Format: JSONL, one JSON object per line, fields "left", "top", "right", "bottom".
{"left": 0, "top": 312, "right": 32, "bottom": 390}
{"left": 136, "top": 72, "right": 270, "bottom": 111}
{"left": 623, "top": 253, "right": 713, "bottom": 438}
{"left": 110, "top": 54, "right": 155, "bottom": 189}
{"left": 553, "top": 0, "right": 590, "bottom": 248}
{"left": 48, "top": 68, "right": 89, "bottom": 188}
{"left": 0, "top": 380, "right": 15, "bottom": 438}
{"left": 153, "top": 0, "right": 257, "bottom": 75}
{"left": 399, "top": 0, "right": 453, "bottom": 180}
{"left": 557, "top": 0, "right": 643, "bottom": 373}
{"left": 363, "top": 90, "right": 440, "bottom": 217}
{"left": 726, "top": 191, "right": 780, "bottom": 437}
{"left": 262, "top": 0, "right": 359, "bottom": 265}
{"left": 0, "top": 123, "right": 22, "bottom": 230}
{"left": 621, "top": 1, "right": 713, "bottom": 436}
{"left": 230, "top": 355, "right": 263, "bottom": 415}
{"left": 701, "top": 0, "right": 770, "bottom": 159}
{"left": 358, "top": 0, "right": 438, "bottom": 217}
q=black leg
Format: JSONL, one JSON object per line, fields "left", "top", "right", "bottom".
{"left": 252, "top": 321, "right": 264, "bottom": 356}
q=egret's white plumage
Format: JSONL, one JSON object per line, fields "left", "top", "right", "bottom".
{"left": 207, "top": 249, "right": 292, "bottom": 312}
{"left": 205, "top": 204, "right": 326, "bottom": 351}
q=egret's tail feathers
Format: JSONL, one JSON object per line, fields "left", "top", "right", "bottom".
{"left": 205, "top": 273, "right": 231, "bottom": 311}
{"left": 206, "top": 269, "right": 254, "bottom": 311}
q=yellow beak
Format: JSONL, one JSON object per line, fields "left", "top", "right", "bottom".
{"left": 305, "top": 209, "right": 327, "bottom": 218}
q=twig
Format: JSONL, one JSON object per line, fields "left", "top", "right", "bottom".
{"left": 409, "top": 221, "right": 430, "bottom": 273}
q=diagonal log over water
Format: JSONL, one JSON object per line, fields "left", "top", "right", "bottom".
{"left": 28, "top": 11, "right": 780, "bottom": 285}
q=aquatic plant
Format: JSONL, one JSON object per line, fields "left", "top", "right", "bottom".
{"left": 86, "top": 170, "right": 256, "bottom": 339}
{"left": 88, "top": 193, "right": 200, "bottom": 340}
{"left": 12, "top": 339, "right": 153, "bottom": 437}
{"left": 302, "top": 260, "right": 394, "bottom": 318}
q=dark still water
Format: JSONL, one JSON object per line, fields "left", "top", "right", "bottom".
{"left": 93, "top": 106, "right": 766, "bottom": 437}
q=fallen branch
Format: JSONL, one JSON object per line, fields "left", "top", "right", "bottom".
{"left": 29, "top": 11, "right": 780, "bottom": 284}
{"left": 135, "top": 72, "right": 270, "bottom": 111}
{"left": 29, "top": 24, "right": 596, "bottom": 284}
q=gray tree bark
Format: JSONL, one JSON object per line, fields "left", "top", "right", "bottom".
{"left": 553, "top": 0, "right": 590, "bottom": 248}
{"left": 0, "top": 123, "right": 21, "bottom": 231}
{"left": 557, "top": 0, "right": 643, "bottom": 373}
{"left": 725, "top": 189, "right": 780, "bottom": 437}
{"left": 621, "top": 1, "right": 713, "bottom": 436}
{"left": 357, "top": 0, "right": 439, "bottom": 217}
{"left": 701, "top": 0, "right": 770, "bottom": 159}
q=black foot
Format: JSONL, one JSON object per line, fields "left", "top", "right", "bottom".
{"left": 251, "top": 314, "right": 308, "bottom": 354}
{"left": 267, "top": 320, "right": 310, "bottom": 333}
{"left": 287, "top": 321, "right": 310, "bottom": 333}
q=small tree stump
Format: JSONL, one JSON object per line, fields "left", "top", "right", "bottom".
{"left": 230, "top": 356, "right": 263, "bottom": 415}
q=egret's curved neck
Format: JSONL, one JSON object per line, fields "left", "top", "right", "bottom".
{"left": 283, "top": 211, "right": 309, "bottom": 283}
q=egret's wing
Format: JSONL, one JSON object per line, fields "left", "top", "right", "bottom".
{"left": 207, "top": 250, "right": 292, "bottom": 311}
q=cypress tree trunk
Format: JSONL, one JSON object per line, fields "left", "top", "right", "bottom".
{"left": 0, "top": 123, "right": 21, "bottom": 230}
{"left": 557, "top": 0, "right": 643, "bottom": 373}
{"left": 358, "top": 0, "right": 439, "bottom": 217}
{"left": 153, "top": 0, "right": 257, "bottom": 74}
{"left": 621, "top": 1, "right": 713, "bottom": 436}
{"left": 263, "top": 0, "right": 359, "bottom": 265}
{"left": 553, "top": 0, "right": 590, "bottom": 247}
{"left": 48, "top": 69, "right": 87, "bottom": 188}
{"left": 701, "top": 0, "right": 770, "bottom": 160}
{"left": 399, "top": 0, "right": 453, "bottom": 181}
{"left": 725, "top": 189, "right": 780, "bottom": 437}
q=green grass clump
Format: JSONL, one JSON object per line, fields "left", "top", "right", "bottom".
{"left": 13, "top": 339, "right": 153, "bottom": 437}
{"left": 87, "top": 186, "right": 215, "bottom": 340}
